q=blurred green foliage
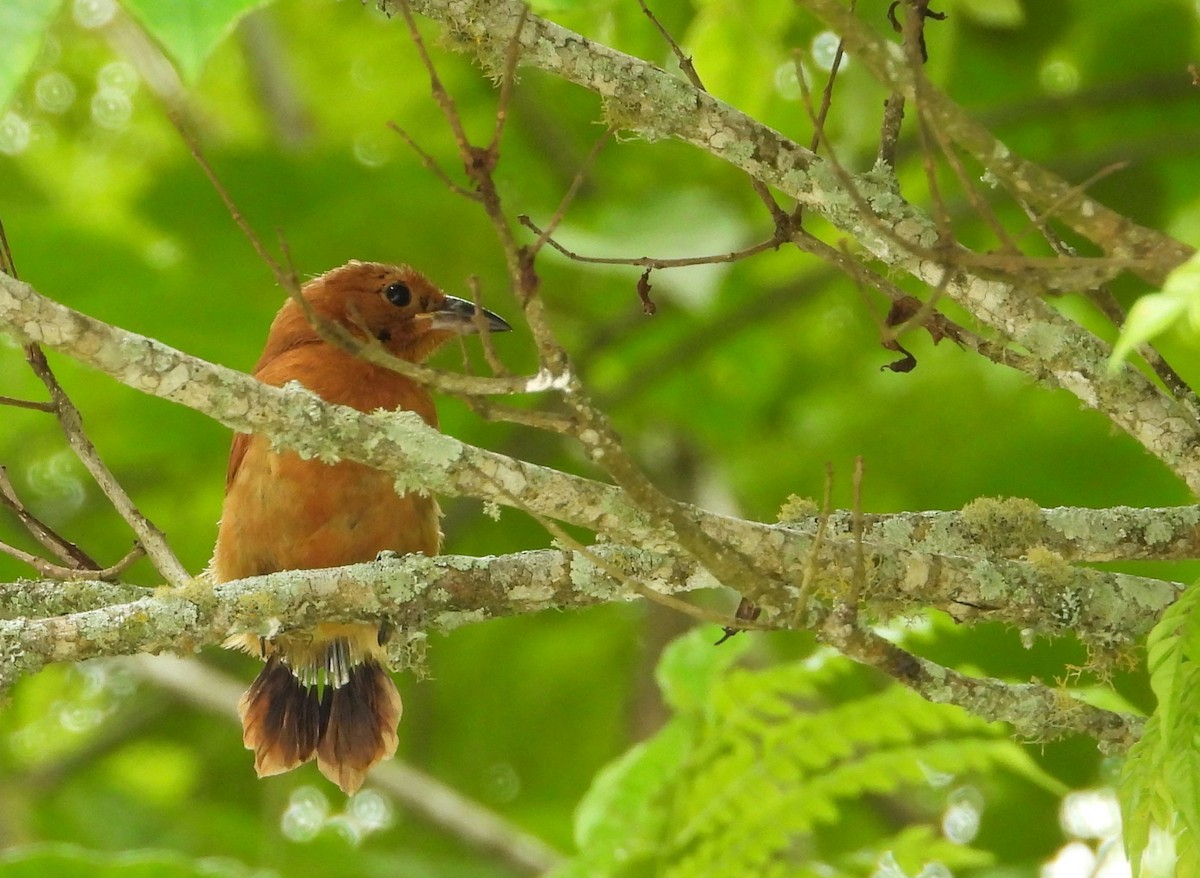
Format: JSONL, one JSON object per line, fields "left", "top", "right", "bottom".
{"left": 2, "top": 0, "right": 1200, "bottom": 875}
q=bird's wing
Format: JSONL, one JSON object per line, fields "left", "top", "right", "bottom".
{"left": 226, "top": 432, "right": 252, "bottom": 491}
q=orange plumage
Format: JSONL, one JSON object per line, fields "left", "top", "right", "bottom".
{"left": 211, "top": 260, "right": 509, "bottom": 794}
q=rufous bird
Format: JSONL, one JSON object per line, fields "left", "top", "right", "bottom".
{"left": 211, "top": 260, "right": 510, "bottom": 794}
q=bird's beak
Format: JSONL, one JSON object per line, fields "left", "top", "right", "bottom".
{"left": 426, "top": 295, "right": 512, "bottom": 334}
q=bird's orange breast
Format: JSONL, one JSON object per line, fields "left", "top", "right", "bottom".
{"left": 213, "top": 438, "right": 441, "bottom": 581}
{"left": 212, "top": 341, "right": 442, "bottom": 582}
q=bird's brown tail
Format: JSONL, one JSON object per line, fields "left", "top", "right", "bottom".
{"left": 238, "top": 654, "right": 402, "bottom": 794}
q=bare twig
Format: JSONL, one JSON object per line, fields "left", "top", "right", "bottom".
{"left": 850, "top": 455, "right": 866, "bottom": 606}
{"left": 637, "top": 0, "right": 789, "bottom": 230}
{"left": 488, "top": 3, "right": 529, "bottom": 155}
{"left": 465, "top": 276, "right": 509, "bottom": 376}
{"left": 877, "top": 93, "right": 906, "bottom": 169}
{"left": 0, "top": 220, "right": 189, "bottom": 586}
{"left": 524, "top": 126, "right": 616, "bottom": 257}
{"left": 807, "top": 21, "right": 852, "bottom": 155}
{"left": 0, "top": 395, "right": 56, "bottom": 413}
{"left": 388, "top": 120, "right": 482, "bottom": 202}
{"left": 792, "top": 462, "right": 835, "bottom": 627}
{"left": 167, "top": 112, "right": 295, "bottom": 294}
{"left": 0, "top": 466, "right": 98, "bottom": 569}
{"left": 0, "top": 540, "right": 144, "bottom": 582}
{"left": 0, "top": 368, "right": 179, "bottom": 583}
{"left": 461, "top": 395, "right": 577, "bottom": 433}
{"left": 917, "top": 111, "right": 1019, "bottom": 256}
{"left": 520, "top": 217, "right": 779, "bottom": 269}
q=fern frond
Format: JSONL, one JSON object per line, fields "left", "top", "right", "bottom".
{"left": 558, "top": 627, "right": 1056, "bottom": 878}
{"left": 1120, "top": 581, "right": 1200, "bottom": 877}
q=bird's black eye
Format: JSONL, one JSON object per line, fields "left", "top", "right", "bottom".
{"left": 384, "top": 281, "right": 411, "bottom": 307}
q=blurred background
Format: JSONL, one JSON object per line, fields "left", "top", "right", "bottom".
{"left": 2, "top": 0, "right": 1200, "bottom": 875}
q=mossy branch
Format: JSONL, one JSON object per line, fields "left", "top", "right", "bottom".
{"left": 0, "top": 546, "right": 1146, "bottom": 748}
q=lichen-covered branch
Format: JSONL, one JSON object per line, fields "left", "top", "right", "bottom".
{"left": 819, "top": 613, "right": 1143, "bottom": 751}
{"left": 1, "top": 541, "right": 1154, "bottom": 747}
{"left": 392, "top": 0, "right": 1200, "bottom": 496}
{"left": 818, "top": 498, "right": 1200, "bottom": 562}
{"left": 0, "top": 547, "right": 717, "bottom": 689}
{"left": 0, "top": 578, "right": 153, "bottom": 619}
{"left": 0, "top": 535, "right": 1181, "bottom": 674}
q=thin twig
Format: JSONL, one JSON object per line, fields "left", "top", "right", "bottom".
{"left": 792, "top": 463, "right": 835, "bottom": 627}
{"left": 0, "top": 220, "right": 189, "bottom": 586}
{"left": 525, "top": 126, "right": 616, "bottom": 257}
{"left": 0, "top": 466, "right": 98, "bottom": 568}
{"left": 917, "top": 111, "right": 1019, "bottom": 255}
{"left": 465, "top": 276, "right": 509, "bottom": 376}
{"left": 1019, "top": 163, "right": 1130, "bottom": 242}
{"left": 637, "top": 0, "right": 789, "bottom": 230}
{"left": 521, "top": 217, "right": 780, "bottom": 269}
{"left": 18, "top": 360, "right": 184, "bottom": 582}
{"left": 808, "top": 10, "right": 853, "bottom": 155}
{"left": 850, "top": 455, "right": 866, "bottom": 606}
{"left": 0, "top": 395, "right": 56, "bottom": 413}
{"left": 0, "top": 540, "right": 144, "bottom": 582}
{"left": 462, "top": 396, "right": 577, "bottom": 432}
{"left": 877, "top": 93, "right": 906, "bottom": 168}
{"left": 167, "top": 111, "right": 294, "bottom": 293}
{"left": 488, "top": 4, "right": 529, "bottom": 154}
{"left": 387, "top": 120, "right": 482, "bottom": 202}
{"left": 393, "top": 0, "right": 474, "bottom": 167}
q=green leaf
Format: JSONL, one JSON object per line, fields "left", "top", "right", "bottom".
{"left": 1109, "top": 249, "right": 1200, "bottom": 370}
{"left": 0, "top": 0, "right": 64, "bottom": 112}
{"left": 0, "top": 844, "right": 259, "bottom": 877}
{"left": 573, "top": 719, "right": 691, "bottom": 851}
{"left": 1120, "top": 582, "right": 1200, "bottom": 876}
{"left": 119, "top": 0, "right": 270, "bottom": 82}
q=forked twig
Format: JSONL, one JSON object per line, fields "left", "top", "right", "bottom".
{"left": 0, "top": 220, "right": 188, "bottom": 585}
{"left": 0, "top": 540, "right": 144, "bottom": 582}
{"left": 387, "top": 120, "right": 482, "bottom": 202}
{"left": 0, "top": 466, "right": 98, "bottom": 569}
{"left": 0, "top": 396, "right": 56, "bottom": 413}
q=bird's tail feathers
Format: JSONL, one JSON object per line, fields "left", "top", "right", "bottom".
{"left": 237, "top": 644, "right": 402, "bottom": 794}
{"left": 317, "top": 663, "right": 402, "bottom": 793}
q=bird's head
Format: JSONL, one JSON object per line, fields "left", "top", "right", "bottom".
{"left": 266, "top": 260, "right": 511, "bottom": 366}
